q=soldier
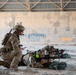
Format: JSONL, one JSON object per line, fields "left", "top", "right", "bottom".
{"left": 0, "top": 23, "right": 25, "bottom": 71}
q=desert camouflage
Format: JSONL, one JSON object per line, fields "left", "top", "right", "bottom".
{"left": 0, "top": 32, "right": 22, "bottom": 70}
{"left": 14, "top": 23, "right": 25, "bottom": 31}
{"left": 21, "top": 45, "right": 69, "bottom": 69}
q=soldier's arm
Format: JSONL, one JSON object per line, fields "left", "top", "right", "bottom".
{"left": 8, "top": 35, "right": 21, "bottom": 57}
{"left": 12, "top": 37, "right": 20, "bottom": 51}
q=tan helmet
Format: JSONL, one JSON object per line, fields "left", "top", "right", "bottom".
{"left": 15, "top": 22, "right": 25, "bottom": 31}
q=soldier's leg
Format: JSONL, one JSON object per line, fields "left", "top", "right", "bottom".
{"left": 0, "top": 60, "right": 10, "bottom": 68}
{"left": 10, "top": 51, "right": 22, "bottom": 70}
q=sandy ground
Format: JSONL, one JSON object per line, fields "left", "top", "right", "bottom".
{"left": 0, "top": 57, "right": 76, "bottom": 75}
{"left": 0, "top": 66, "right": 76, "bottom": 75}
{"left": 0, "top": 46, "right": 76, "bottom": 75}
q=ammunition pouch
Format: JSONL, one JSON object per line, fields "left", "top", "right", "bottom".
{"left": 0, "top": 47, "right": 6, "bottom": 52}
{"left": 0, "top": 47, "right": 12, "bottom": 52}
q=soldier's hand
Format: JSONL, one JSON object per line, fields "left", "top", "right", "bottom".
{"left": 20, "top": 47, "right": 26, "bottom": 50}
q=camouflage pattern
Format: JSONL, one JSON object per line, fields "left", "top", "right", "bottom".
{"left": 22, "top": 52, "right": 43, "bottom": 68}
{"left": 33, "top": 62, "right": 43, "bottom": 68}
{"left": 0, "top": 60, "right": 10, "bottom": 68}
{"left": 0, "top": 31, "right": 22, "bottom": 70}
{"left": 21, "top": 45, "right": 69, "bottom": 69}
{"left": 0, "top": 25, "right": 24, "bottom": 69}
{"left": 14, "top": 23, "right": 25, "bottom": 31}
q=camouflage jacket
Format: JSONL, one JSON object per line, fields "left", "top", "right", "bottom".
{"left": 1, "top": 32, "right": 22, "bottom": 60}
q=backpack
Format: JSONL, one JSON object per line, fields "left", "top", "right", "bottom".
{"left": 2, "top": 29, "right": 12, "bottom": 45}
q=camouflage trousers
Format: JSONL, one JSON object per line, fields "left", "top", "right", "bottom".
{"left": 1, "top": 51, "right": 22, "bottom": 70}
{"left": 33, "top": 62, "right": 43, "bottom": 68}
{"left": 0, "top": 60, "right": 10, "bottom": 68}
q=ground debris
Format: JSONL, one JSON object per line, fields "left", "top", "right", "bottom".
{"left": 0, "top": 67, "right": 76, "bottom": 75}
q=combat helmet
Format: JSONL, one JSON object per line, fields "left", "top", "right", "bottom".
{"left": 14, "top": 22, "right": 25, "bottom": 31}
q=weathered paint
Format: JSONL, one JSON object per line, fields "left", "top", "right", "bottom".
{"left": 62, "top": 38, "right": 73, "bottom": 42}
{"left": 0, "top": 12, "right": 76, "bottom": 46}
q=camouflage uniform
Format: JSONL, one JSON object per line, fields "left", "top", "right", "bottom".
{"left": 0, "top": 24, "right": 25, "bottom": 70}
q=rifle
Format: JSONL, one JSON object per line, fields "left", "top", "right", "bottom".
{"left": 49, "top": 49, "right": 65, "bottom": 55}
{"left": 2, "top": 29, "right": 12, "bottom": 45}
{"left": 50, "top": 49, "right": 70, "bottom": 59}
{"left": 38, "top": 49, "right": 65, "bottom": 60}
{"left": 19, "top": 44, "right": 23, "bottom": 47}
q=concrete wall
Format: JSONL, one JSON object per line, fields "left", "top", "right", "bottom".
{"left": 0, "top": 12, "right": 76, "bottom": 48}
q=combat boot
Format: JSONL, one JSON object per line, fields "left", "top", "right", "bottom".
{"left": 0, "top": 60, "right": 10, "bottom": 68}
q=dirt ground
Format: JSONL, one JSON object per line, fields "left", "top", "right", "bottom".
{"left": 0, "top": 66, "right": 76, "bottom": 75}
{"left": 0, "top": 57, "right": 76, "bottom": 75}
{"left": 0, "top": 46, "right": 76, "bottom": 75}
